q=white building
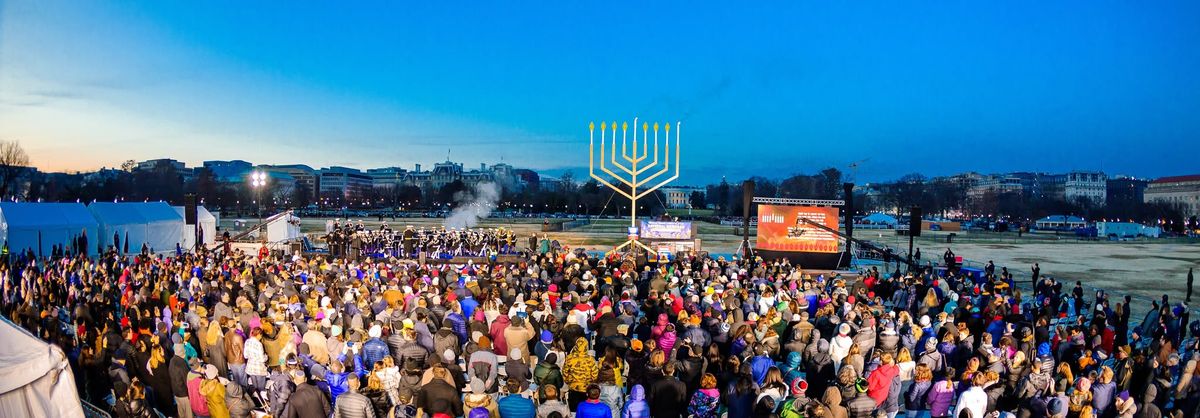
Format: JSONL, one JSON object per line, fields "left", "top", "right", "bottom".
{"left": 1145, "top": 174, "right": 1200, "bottom": 218}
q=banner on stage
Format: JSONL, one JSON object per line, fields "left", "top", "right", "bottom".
{"left": 756, "top": 205, "right": 840, "bottom": 253}
{"left": 639, "top": 221, "right": 693, "bottom": 240}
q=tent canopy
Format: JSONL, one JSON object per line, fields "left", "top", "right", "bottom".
{"left": 0, "top": 317, "right": 84, "bottom": 418}
{"left": 89, "top": 202, "right": 185, "bottom": 253}
{"left": 861, "top": 213, "right": 898, "bottom": 225}
{"left": 173, "top": 205, "right": 218, "bottom": 248}
{"left": 0, "top": 202, "right": 98, "bottom": 256}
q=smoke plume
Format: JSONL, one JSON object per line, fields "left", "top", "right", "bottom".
{"left": 444, "top": 182, "right": 501, "bottom": 229}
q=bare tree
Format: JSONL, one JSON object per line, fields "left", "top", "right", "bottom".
{"left": 0, "top": 140, "right": 30, "bottom": 198}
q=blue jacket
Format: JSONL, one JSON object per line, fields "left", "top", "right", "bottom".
{"left": 325, "top": 371, "right": 349, "bottom": 405}
{"left": 577, "top": 400, "right": 613, "bottom": 418}
{"left": 446, "top": 312, "right": 468, "bottom": 344}
{"left": 621, "top": 385, "right": 650, "bottom": 418}
{"left": 497, "top": 394, "right": 537, "bottom": 418}
{"left": 749, "top": 355, "right": 774, "bottom": 385}
{"left": 362, "top": 337, "right": 390, "bottom": 368}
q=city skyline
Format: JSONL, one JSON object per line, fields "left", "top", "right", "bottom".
{"left": 3, "top": 2, "right": 1200, "bottom": 184}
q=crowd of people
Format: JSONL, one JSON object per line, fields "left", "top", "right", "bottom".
{"left": 1, "top": 235, "right": 1197, "bottom": 418}
{"left": 324, "top": 221, "right": 523, "bottom": 260}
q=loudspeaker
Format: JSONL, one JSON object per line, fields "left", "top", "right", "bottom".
{"left": 184, "top": 194, "right": 198, "bottom": 225}
{"left": 742, "top": 181, "right": 754, "bottom": 220}
{"left": 843, "top": 183, "right": 855, "bottom": 241}
{"left": 909, "top": 207, "right": 922, "bottom": 237}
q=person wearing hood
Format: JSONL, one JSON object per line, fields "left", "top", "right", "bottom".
{"left": 199, "top": 364, "right": 231, "bottom": 418}
{"left": 805, "top": 330, "right": 835, "bottom": 397}
{"left": 563, "top": 337, "right": 600, "bottom": 410}
{"left": 831, "top": 323, "right": 855, "bottom": 373}
{"left": 362, "top": 323, "right": 390, "bottom": 370}
{"left": 1113, "top": 391, "right": 1136, "bottom": 418}
{"left": 780, "top": 351, "right": 804, "bottom": 384}
{"left": 621, "top": 384, "right": 651, "bottom": 418}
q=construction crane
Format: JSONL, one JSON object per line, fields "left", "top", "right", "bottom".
{"left": 847, "top": 158, "right": 870, "bottom": 183}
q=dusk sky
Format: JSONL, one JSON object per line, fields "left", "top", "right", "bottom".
{"left": 2, "top": 2, "right": 1198, "bottom": 184}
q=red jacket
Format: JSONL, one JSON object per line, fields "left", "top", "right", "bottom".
{"left": 867, "top": 363, "right": 899, "bottom": 405}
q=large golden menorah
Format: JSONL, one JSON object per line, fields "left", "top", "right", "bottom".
{"left": 589, "top": 118, "right": 680, "bottom": 254}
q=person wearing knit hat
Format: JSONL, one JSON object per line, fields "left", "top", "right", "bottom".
{"left": 630, "top": 339, "right": 643, "bottom": 352}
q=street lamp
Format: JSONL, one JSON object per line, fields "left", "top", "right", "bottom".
{"left": 250, "top": 171, "right": 268, "bottom": 238}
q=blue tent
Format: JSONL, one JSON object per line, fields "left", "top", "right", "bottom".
{"left": 0, "top": 202, "right": 99, "bottom": 256}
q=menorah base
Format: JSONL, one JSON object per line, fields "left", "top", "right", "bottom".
{"left": 609, "top": 237, "right": 655, "bottom": 256}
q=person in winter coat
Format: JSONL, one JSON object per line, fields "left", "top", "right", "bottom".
{"left": 953, "top": 374, "right": 988, "bottom": 418}
{"left": 224, "top": 381, "right": 254, "bottom": 418}
{"left": 1092, "top": 367, "right": 1117, "bottom": 417}
{"left": 867, "top": 352, "right": 900, "bottom": 406}
{"left": 504, "top": 316, "right": 537, "bottom": 362}
{"left": 497, "top": 378, "right": 538, "bottom": 418}
{"left": 284, "top": 369, "right": 332, "bottom": 418}
{"left": 1113, "top": 391, "right": 1136, "bottom": 418}
{"left": 647, "top": 362, "right": 688, "bottom": 418}
{"left": 468, "top": 336, "right": 500, "bottom": 395}
{"left": 577, "top": 384, "right": 614, "bottom": 418}
{"left": 686, "top": 374, "right": 721, "bottom": 418}
{"left": 831, "top": 324, "right": 855, "bottom": 373}
{"left": 777, "top": 378, "right": 812, "bottom": 418}
{"left": 905, "top": 364, "right": 933, "bottom": 418}
{"left": 658, "top": 323, "right": 678, "bottom": 355}
{"left": 621, "top": 384, "right": 651, "bottom": 418}
{"left": 332, "top": 378, "right": 376, "bottom": 418}
{"left": 268, "top": 368, "right": 296, "bottom": 418}
{"left": 823, "top": 386, "right": 849, "bottom": 418}
{"left": 563, "top": 337, "right": 600, "bottom": 410}
{"left": 780, "top": 351, "right": 804, "bottom": 383}
{"left": 200, "top": 365, "right": 230, "bottom": 418}
{"left": 538, "top": 385, "right": 571, "bottom": 418}
{"left": 927, "top": 369, "right": 957, "bottom": 418}
{"left": 847, "top": 379, "right": 877, "bottom": 418}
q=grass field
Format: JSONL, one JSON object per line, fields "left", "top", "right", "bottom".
{"left": 221, "top": 215, "right": 1199, "bottom": 301}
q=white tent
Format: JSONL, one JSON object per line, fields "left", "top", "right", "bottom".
{"left": 173, "top": 205, "right": 217, "bottom": 249}
{"left": 0, "top": 317, "right": 85, "bottom": 418}
{"left": 266, "top": 211, "right": 303, "bottom": 243}
{"left": 0, "top": 203, "right": 99, "bottom": 257}
{"left": 89, "top": 202, "right": 186, "bottom": 254}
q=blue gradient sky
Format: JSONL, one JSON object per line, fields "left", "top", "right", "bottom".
{"left": 2, "top": 2, "right": 1198, "bottom": 183}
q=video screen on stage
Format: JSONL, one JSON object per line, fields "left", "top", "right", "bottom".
{"left": 756, "top": 205, "right": 840, "bottom": 253}
{"left": 639, "top": 221, "right": 693, "bottom": 240}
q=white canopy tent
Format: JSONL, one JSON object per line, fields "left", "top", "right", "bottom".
{"left": 0, "top": 202, "right": 99, "bottom": 257}
{"left": 173, "top": 205, "right": 217, "bottom": 249}
{"left": 0, "top": 317, "right": 85, "bottom": 418}
{"left": 266, "top": 211, "right": 303, "bottom": 243}
{"left": 89, "top": 202, "right": 186, "bottom": 254}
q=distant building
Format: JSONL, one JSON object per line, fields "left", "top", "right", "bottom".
{"left": 969, "top": 175, "right": 1023, "bottom": 199}
{"left": 365, "top": 167, "right": 408, "bottom": 189}
{"left": 202, "top": 160, "right": 254, "bottom": 183}
{"left": 1041, "top": 171, "right": 1107, "bottom": 205}
{"left": 319, "top": 166, "right": 373, "bottom": 203}
{"left": 135, "top": 158, "right": 194, "bottom": 182}
{"left": 264, "top": 164, "right": 319, "bottom": 199}
{"left": 1144, "top": 174, "right": 1200, "bottom": 218}
{"left": 1106, "top": 176, "right": 1149, "bottom": 207}
{"left": 660, "top": 186, "right": 705, "bottom": 208}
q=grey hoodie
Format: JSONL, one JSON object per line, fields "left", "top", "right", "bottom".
{"left": 225, "top": 382, "right": 254, "bottom": 418}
